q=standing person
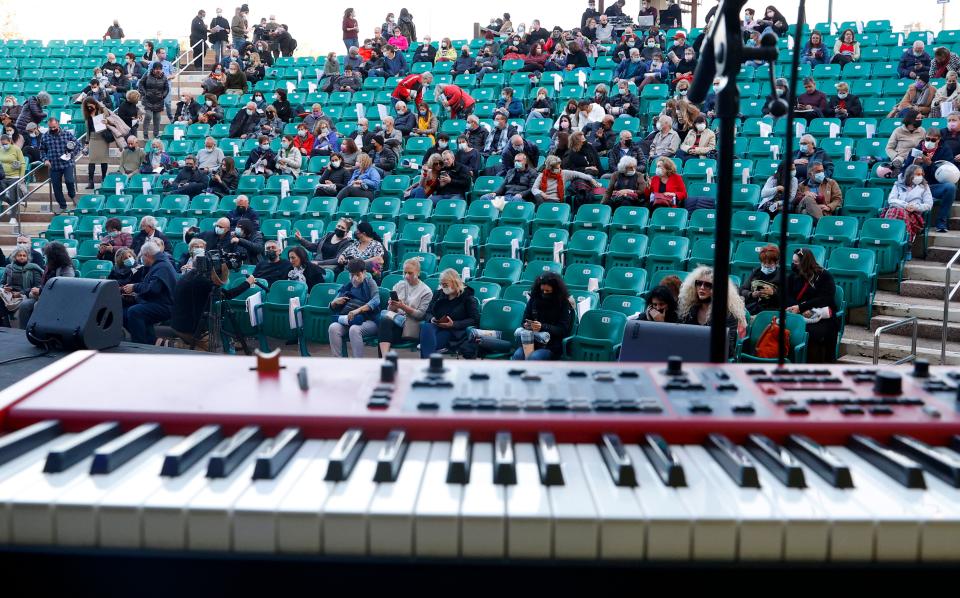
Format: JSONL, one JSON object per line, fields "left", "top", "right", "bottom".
{"left": 137, "top": 63, "right": 170, "bottom": 140}
{"left": 190, "top": 10, "right": 209, "bottom": 70}
{"left": 80, "top": 98, "right": 113, "bottom": 189}
{"left": 398, "top": 8, "right": 416, "bottom": 42}
{"left": 209, "top": 8, "right": 231, "bottom": 64}
{"left": 40, "top": 118, "right": 81, "bottom": 214}
{"left": 435, "top": 84, "right": 476, "bottom": 119}
{"left": 112, "top": 88, "right": 141, "bottom": 140}
{"left": 510, "top": 272, "right": 575, "bottom": 361}
{"left": 0, "top": 133, "right": 26, "bottom": 223}
{"left": 343, "top": 8, "right": 360, "bottom": 52}
{"left": 14, "top": 91, "right": 50, "bottom": 137}
{"left": 787, "top": 248, "right": 839, "bottom": 363}
{"left": 231, "top": 4, "right": 250, "bottom": 53}
{"left": 103, "top": 20, "right": 124, "bottom": 40}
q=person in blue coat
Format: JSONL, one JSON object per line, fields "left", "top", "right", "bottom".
{"left": 496, "top": 87, "right": 525, "bottom": 118}
{"left": 898, "top": 41, "right": 932, "bottom": 80}
{"left": 122, "top": 243, "right": 177, "bottom": 344}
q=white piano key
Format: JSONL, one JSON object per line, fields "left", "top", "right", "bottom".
{"left": 549, "top": 444, "right": 599, "bottom": 560}
{"left": 0, "top": 435, "right": 74, "bottom": 543}
{"left": 54, "top": 436, "right": 182, "bottom": 547}
{"left": 505, "top": 443, "right": 552, "bottom": 559}
{"left": 835, "top": 446, "right": 960, "bottom": 562}
{"left": 185, "top": 439, "right": 268, "bottom": 551}
{"left": 749, "top": 449, "right": 831, "bottom": 561}
{"left": 459, "top": 442, "right": 506, "bottom": 558}
{"left": 830, "top": 446, "right": 923, "bottom": 561}
{"left": 322, "top": 441, "right": 383, "bottom": 556}
{"left": 623, "top": 444, "right": 692, "bottom": 561}
{"left": 576, "top": 444, "right": 645, "bottom": 560}
{"left": 274, "top": 440, "right": 335, "bottom": 554}
{"left": 413, "top": 441, "right": 463, "bottom": 558}
{"left": 368, "top": 441, "right": 430, "bottom": 557}
{"left": 231, "top": 440, "right": 324, "bottom": 553}
{"left": 683, "top": 445, "right": 783, "bottom": 561}
{"left": 8, "top": 454, "right": 97, "bottom": 545}
{"left": 669, "top": 447, "right": 738, "bottom": 561}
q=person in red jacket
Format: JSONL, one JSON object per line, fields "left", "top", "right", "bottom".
{"left": 391, "top": 72, "right": 433, "bottom": 108}
{"left": 645, "top": 156, "right": 687, "bottom": 208}
{"left": 436, "top": 83, "right": 476, "bottom": 119}
{"left": 292, "top": 122, "right": 315, "bottom": 156}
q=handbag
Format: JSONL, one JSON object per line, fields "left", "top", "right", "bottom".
{"left": 754, "top": 316, "right": 790, "bottom": 359}
{"left": 651, "top": 192, "right": 676, "bottom": 207}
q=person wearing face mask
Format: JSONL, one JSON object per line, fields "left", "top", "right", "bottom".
{"left": 376, "top": 257, "right": 433, "bottom": 356}
{"left": 499, "top": 134, "right": 540, "bottom": 177}
{"left": 177, "top": 238, "right": 209, "bottom": 273}
{"left": 637, "top": 51, "right": 670, "bottom": 93}
{"left": 412, "top": 103, "right": 438, "bottom": 143}
{"left": 105, "top": 68, "right": 130, "bottom": 110}
{"left": 480, "top": 152, "right": 537, "bottom": 204}
{"left": 327, "top": 259, "right": 381, "bottom": 358}
{"left": 243, "top": 135, "right": 277, "bottom": 175}
{"left": 435, "top": 83, "right": 476, "bottom": 120}
{"left": 890, "top": 71, "right": 936, "bottom": 117}
{"left": 119, "top": 242, "right": 177, "bottom": 345}
{"left": 412, "top": 37, "right": 437, "bottom": 64}
{"left": 302, "top": 104, "right": 333, "bottom": 134}
{"left": 796, "top": 161, "right": 843, "bottom": 222}
{"left": 422, "top": 133, "right": 451, "bottom": 164}
{"left": 639, "top": 34, "right": 662, "bottom": 61}
{"left": 786, "top": 249, "right": 838, "bottom": 363}
{"left": 20, "top": 122, "right": 42, "bottom": 163}
{"left": 532, "top": 155, "right": 601, "bottom": 205}
{"left": 96, "top": 217, "right": 134, "bottom": 261}
{"left": 898, "top": 41, "right": 931, "bottom": 80}
{"left": 163, "top": 155, "right": 208, "bottom": 198}
{"left": 666, "top": 32, "right": 691, "bottom": 66}
{"left": 496, "top": 87, "right": 524, "bottom": 119}
{"left": 106, "top": 248, "right": 138, "bottom": 288}
{"left": 419, "top": 268, "right": 479, "bottom": 358}
{"left": 903, "top": 127, "right": 956, "bottom": 233}
{"left": 310, "top": 153, "right": 350, "bottom": 196}
{"left": 885, "top": 110, "right": 927, "bottom": 170}
{"left": 933, "top": 70, "right": 960, "bottom": 114}
{"left": 525, "top": 87, "right": 555, "bottom": 128}
{"left": 0, "top": 132, "right": 25, "bottom": 221}
{"left": 248, "top": 240, "right": 291, "bottom": 285}
{"left": 740, "top": 245, "right": 782, "bottom": 316}
{"left": 454, "top": 135, "right": 481, "bottom": 179}
{"left": 227, "top": 218, "right": 262, "bottom": 266}
{"left": 256, "top": 106, "right": 284, "bottom": 140}
{"left": 390, "top": 101, "right": 415, "bottom": 138}
{"left": 39, "top": 117, "right": 82, "bottom": 214}
{"left": 225, "top": 195, "right": 260, "bottom": 229}
{"left": 759, "top": 161, "right": 799, "bottom": 214}
{"left": 645, "top": 155, "right": 687, "bottom": 208}
{"left": 1, "top": 95, "right": 20, "bottom": 125}
{"left": 223, "top": 61, "right": 248, "bottom": 95}
{"left": 14, "top": 91, "right": 50, "bottom": 138}
{"left": 208, "top": 156, "right": 238, "bottom": 196}
{"left": 136, "top": 63, "right": 170, "bottom": 140}
{"left": 208, "top": 8, "right": 231, "bottom": 63}
{"left": 883, "top": 164, "right": 935, "bottom": 256}
{"left": 826, "top": 82, "right": 862, "bottom": 122}
{"left": 602, "top": 155, "right": 649, "bottom": 209}
{"left": 173, "top": 93, "right": 201, "bottom": 125}
{"left": 195, "top": 136, "right": 224, "bottom": 174}
{"left": 676, "top": 115, "right": 716, "bottom": 163}
{"left": 291, "top": 125, "right": 315, "bottom": 157}
{"left": 1, "top": 247, "right": 42, "bottom": 323}
{"left": 269, "top": 88, "right": 293, "bottom": 123}
{"left": 648, "top": 115, "right": 681, "bottom": 163}
{"left": 275, "top": 134, "right": 302, "bottom": 177}
{"left": 463, "top": 115, "right": 489, "bottom": 156}
{"left": 508, "top": 272, "right": 575, "bottom": 361}
{"left": 792, "top": 134, "right": 834, "bottom": 180}
{"left": 296, "top": 217, "right": 354, "bottom": 272}
{"left": 941, "top": 113, "right": 960, "bottom": 163}
{"left": 674, "top": 48, "right": 698, "bottom": 83}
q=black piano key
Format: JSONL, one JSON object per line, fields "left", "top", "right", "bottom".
{"left": 890, "top": 435, "right": 960, "bottom": 488}
{"left": 373, "top": 429, "right": 409, "bottom": 483}
{"left": 324, "top": 428, "right": 365, "bottom": 482}
{"left": 642, "top": 433, "right": 686, "bottom": 487}
{"left": 446, "top": 430, "right": 472, "bottom": 485}
{"left": 207, "top": 426, "right": 262, "bottom": 478}
{"left": 705, "top": 433, "right": 760, "bottom": 488}
{"left": 599, "top": 433, "right": 637, "bottom": 487}
{"left": 252, "top": 427, "right": 304, "bottom": 480}
{"left": 786, "top": 435, "right": 854, "bottom": 489}
{"left": 848, "top": 434, "right": 926, "bottom": 489}
{"left": 90, "top": 423, "right": 164, "bottom": 475}
{"left": 746, "top": 434, "right": 806, "bottom": 488}
{"left": 161, "top": 425, "right": 223, "bottom": 477}
{"left": 535, "top": 432, "right": 564, "bottom": 486}
{"left": 493, "top": 431, "right": 516, "bottom": 485}
{"left": 952, "top": 435, "right": 960, "bottom": 454}
{"left": 0, "top": 420, "right": 61, "bottom": 467}
{"left": 44, "top": 422, "right": 122, "bottom": 473}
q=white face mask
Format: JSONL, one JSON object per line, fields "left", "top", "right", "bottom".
{"left": 441, "top": 286, "right": 456, "bottom": 296}
{"left": 914, "top": 175, "right": 925, "bottom": 185}
{"left": 695, "top": 122, "right": 706, "bottom": 132}
{"left": 655, "top": 167, "right": 665, "bottom": 177}
{"left": 925, "top": 141, "right": 937, "bottom": 150}
{"left": 837, "top": 92, "right": 847, "bottom": 99}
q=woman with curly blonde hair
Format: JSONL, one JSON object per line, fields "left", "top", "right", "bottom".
{"left": 678, "top": 266, "right": 747, "bottom": 357}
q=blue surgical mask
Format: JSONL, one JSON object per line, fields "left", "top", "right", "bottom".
{"left": 813, "top": 172, "right": 825, "bottom": 183}
{"left": 123, "top": 257, "right": 136, "bottom": 268}
{"left": 214, "top": 226, "right": 225, "bottom": 235}
{"left": 760, "top": 264, "right": 776, "bottom": 275}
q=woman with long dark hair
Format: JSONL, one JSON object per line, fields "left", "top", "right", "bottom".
{"left": 286, "top": 245, "right": 326, "bottom": 289}
{"left": 787, "top": 248, "right": 839, "bottom": 363}
{"left": 511, "top": 272, "right": 575, "bottom": 361}
{"left": 634, "top": 285, "right": 679, "bottom": 323}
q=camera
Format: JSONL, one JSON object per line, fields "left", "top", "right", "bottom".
{"left": 203, "top": 249, "right": 244, "bottom": 273}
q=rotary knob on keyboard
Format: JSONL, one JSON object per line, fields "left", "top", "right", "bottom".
{"left": 380, "top": 362, "right": 396, "bottom": 384}
{"left": 385, "top": 350, "right": 399, "bottom": 367}
{"left": 428, "top": 353, "right": 445, "bottom": 374}
{"left": 666, "top": 356, "right": 683, "bottom": 376}
{"left": 912, "top": 359, "right": 930, "bottom": 378}
{"left": 873, "top": 371, "right": 903, "bottom": 396}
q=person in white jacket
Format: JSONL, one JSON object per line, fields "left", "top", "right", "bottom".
{"left": 275, "top": 134, "right": 303, "bottom": 177}
{"left": 884, "top": 163, "right": 934, "bottom": 259}
{"left": 932, "top": 70, "right": 960, "bottom": 114}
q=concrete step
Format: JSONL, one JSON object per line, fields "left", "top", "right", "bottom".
{"left": 839, "top": 325, "right": 960, "bottom": 365}
{"left": 896, "top": 279, "right": 960, "bottom": 301}
{"left": 871, "top": 291, "right": 960, "bottom": 323}
{"left": 925, "top": 245, "right": 960, "bottom": 263}
{"left": 870, "top": 314, "right": 960, "bottom": 342}
{"left": 902, "top": 260, "right": 960, "bottom": 283}
{"left": 930, "top": 231, "right": 960, "bottom": 249}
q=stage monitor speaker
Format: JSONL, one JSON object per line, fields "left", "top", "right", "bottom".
{"left": 26, "top": 278, "right": 123, "bottom": 351}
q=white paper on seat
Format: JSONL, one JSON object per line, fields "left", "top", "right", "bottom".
{"left": 419, "top": 233, "right": 431, "bottom": 253}
{"left": 279, "top": 178, "right": 289, "bottom": 198}
{"left": 288, "top": 296, "right": 301, "bottom": 329}
{"left": 758, "top": 121, "right": 772, "bottom": 138}
{"left": 246, "top": 292, "right": 262, "bottom": 326}
{"left": 829, "top": 123, "right": 841, "bottom": 138}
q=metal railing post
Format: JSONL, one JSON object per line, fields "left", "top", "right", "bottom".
{"left": 874, "top": 317, "right": 920, "bottom": 365}
{"left": 942, "top": 247, "right": 960, "bottom": 364}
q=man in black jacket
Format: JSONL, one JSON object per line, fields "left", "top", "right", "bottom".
{"left": 581, "top": 0, "right": 600, "bottom": 29}
{"left": 826, "top": 82, "right": 863, "bottom": 122}
{"left": 252, "top": 240, "right": 292, "bottom": 284}
{"left": 226, "top": 195, "right": 261, "bottom": 228}
{"left": 583, "top": 115, "right": 617, "bottom": 157}
{"left": 208, "top": 8, "right": 231, "bottom": 64}
{"left": 190, "top": 10, "right": 208, "bottom": 70}
{"left": 434, "top": 150, "right": 472, "bottom": 201}
{"left": 499, "top": 135, "right": 540, "bottom": 176}
{"left": 481, "top": 153, "right": 537, "bottom": 202}
{"left": 464, "top": 115, "right": 488, "bottom": 155}
{"left": 229, "top": 102, "right": 260, "bottom": 139}
{"left": 131, "top": 215, "right": 173, "bottom": 254}
{"left": 199, "top": 217, "right": 243, "bottom": 256}
{"left": 174, "top": 93, "right": 202, "bottom": 124}
{"left": 162, "top": 155, "right": 209, "bottom": 198}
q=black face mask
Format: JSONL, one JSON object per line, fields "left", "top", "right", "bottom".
{"left": 334, "top": 228, "right": 346, "bottom": 238}
{"left": 265, "top": 250, "right": 278, "bottom": 260}
{"left": 236, "top": 206, "right": 245, "bottom": 212}
{"left": 791, "top": 264, "right": 799, "bottom": 275}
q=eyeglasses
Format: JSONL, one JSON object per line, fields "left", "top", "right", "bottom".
{"left": 695, "top": 280, "right": 713, "bottom": 290}
{"left": 925, "top": 137, "right": 938, "bottom": 142}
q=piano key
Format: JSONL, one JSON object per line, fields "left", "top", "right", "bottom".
{"left": 749, "top": 447, "right": 831, "bottom": 561}
{"left": 90, "top": 423, "right": 164, "bottom": 475}
{"left": 324, "top": 428, "right": 365, "bottom": 482}
{"left": 890, "top": 435, "right": 960, "bottom": 488}
{"left": 0, "top": 421, "right": 61, "bottom": 467}
{"left": 185, "top": 438, "right": 268, "bottom": 551}
{"left": 786, "top": 435, "right": 854, "bottom": 489}
{"left": 493, "top": 431, "right": 516, "bottom": 485}
{"left": 598, "top": 433, "right": 637, "bottom": 488}
{"left": 368, "top": 441, "right": 430, "bottom": 557}
{"left": 746, "top": 434, "right": 806, "bottom": 489}
{"left": 414, "top": 442, "right": 464, "bottom": 557}
{"left": 704, "top": 433, "right": 760, "bottom": 489}
{"left": 908, "top": 470, "right": 960, "bottom": 560}
{"left": 274, "top": 440, "right": 336, "bottom": 553}
{"left": 0, "top": 434, "right": 77, "bottom": 543}
{"left": 459, "top": 442, "right": 506, "bottom": 558}
{"left": 623, "top": 444, "right": 692, "bottom": 560}
{"left": 373, "top": 429, "right": 408, "bottom": 483}
{"left": 505, "top": 443, "right": 552, "bottom": 558}
{"left": 535, "top": 432, "right": 564, "bottom": 486}
{"left": 206, "top": 425, "right": 262, "bottom": 479}
{"left": 232, "top": 440, "right": 325, "bottom": 553}
{"left": 576, "top": 444, "right": 645, "bottom": 559}
{"left": 252, "top": 427, "right": 304, "bottom": 481}
{"left": 684, "top": 445, "right": 782, "bottom": 561}
{"left": 160, "top": 425, "right": 223, "bottom": 477}
{"left": 641, "top": 434, "right": 686, "bottom": 488}
{"left": 54, "top": 437, "right": 181, "bottom": 547}
{"left": 322, "top": 441, "right": 383, "bottom": 555}
{"left": 848, "top": 435, "right": 926, "bottom": 489}
{"left": 43, "top": 422, "right": 121, "bottom": 473}
{"left": 549, "top": 444, "right": 599, "bottom": 559}
{"left": 668, "top": 447, "right": 737, "bottom": 561}
{"left": 446, "top": 430, "right": 471, "bottom": 485}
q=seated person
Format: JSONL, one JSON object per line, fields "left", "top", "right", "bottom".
{"left": 393, "top": 101, "right": 416, "bottom": 137}
{"left": 0, "top": 247, "right": 42, "bottom": 325}
{"left": 884, "top": 110, "right": 926, "bottom": 171}
{"left": 120, "top": 243, "right": 177, "bottom": 345}
{"left": 162, "top": 154, "right": 209, "bottom": 197}
{"left": 793, "top": 134, "right": 834, "bottom": 179}
{"left": 337, "top": 221, "right": 386, "bottom": 279}
{"left": 632, "top": 285, "right": 680, "bottom": 322}
{"left": 252, "top": 240, "right": 292, "bottom": 285}
{"left": 510, "top": 272, "right": 575, "bottom": 361}
{"left": 209, "top": 157, "right": 239, "bottom": 196}
{"left": 328, "top": 258, "right": 381, "bottom": 358}
{"left": 338, "top": 154, "right": 381, "bottom": 200}
{"left": 177, "top": 238, "right": 207, "bottom": 273}
{"left": 15, "top": 242, "right": 75, "bottom": 329}
{"left": 740, "top": 244, "right": 783, "bottom": 315}
{"left": 96, "top": 217, "right": 133, "bottom": 260}
{"left": 675, "top": 115, "right": 716, "bottom": 162}
{"left": 678, "top": 266, "right": 747, "bottom": 358}
{"left": 479, "top": 152, "right": 537, "bottom": 203}
{"left": 795, "top": 77, "right": 829, "bottom": 122}
{"left": 648, "top": 115, "right": 680, "bottom": 162}
{"left": 314, "top": 153, "right": 352, "bottom": 196}
{"left": 455, "top": 134, "right": 482, "bottom": 179}
{"left": 759, "top": 161, "right": 798, "bottom": 214}
{"left": 531, "top": 155, "right": 601, "bottom": 205}
{"left": 275, "top": 134, "right": 302, "bottom": 177}
{"left": 226, "top": 194, "right": 260, "bottom": 228}
{"left": 296, "top": 216, "right": 354, "bottom": 274}
{"left": 243, "top": 135, "right": 276, "bottom": 175}
{"left": 419, "top": 268, "right": 480, "bottom": 358}
{"left": 131, "top": 215, "right": 173, "bottom": 254}
{"left": 286, "top": 246, "right": 325, "bottom": 290}
{"left": 903, "top": 126, "right": 956, "bottom": 234}
{"left": 107, "top": 248, "right": 138, "bottom": 286}
{"left": 889, "top": 72, "right": 936, "bottom": 117}
{"left": 602, "top": 156, "right": 648, "bottom": 208}
{"left": 883, "top": 164, "right": 934, "bottom": 260}
{"left": 645, "top": 156, "right": 687, "bottom": 208}
{"left": 826, "top": 81, "right": 863, "bottom": 122}
{"left": 233, "top": 218, "right": 264, "bottom": 265}
{"left": 378, "top": 256, "right": 434, "bottom": 356}
{"left": 795, "top": 161, "right": 842, "bottom": 222}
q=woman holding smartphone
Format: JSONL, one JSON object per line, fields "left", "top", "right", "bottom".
{"left": 378, "top": 257, "right": 433, "bottom": 356}
{"left": 419, "top": 269, "right": 480, "bottom": 358}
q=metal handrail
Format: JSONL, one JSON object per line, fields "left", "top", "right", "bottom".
{"left": 0, "top": 162, "right": 45, "bottom": 232}
{"left": 874, "top": 316, "right": 919, "bottom": 365}
{"left": 942, "top": 247, "right": 960, "bottom": 364}
{"left": 174, "top": 39, "right": 206, "bottom": 98}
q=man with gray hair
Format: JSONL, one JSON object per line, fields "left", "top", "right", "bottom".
{"left": 131, "top": 215, "right": 173, "bottom": 254}
{"left": 393, "top": 101, "right": 416, "bottom": 137}
{"left": 229, "top": 101, "right": 261, "bottom": 139}
{"left": 196, "top": 136, "right": 225, "bottom": 172}
{"left": 648, "top": 114, "right": 680, "bottom": 161}
{"left": 121, "top": 242, "right": 177, "bottom": 345}
{"left": 793, "top": 133, "right": 833, "bottom": 179}
{"left": 899, "top": 40, "right": 931, "bottom": 80}
{"left": 119, "top": 135, "right": 145, "bottom": 175}
{"left": 15, "top": 91, "right": 51, "bottom": 137}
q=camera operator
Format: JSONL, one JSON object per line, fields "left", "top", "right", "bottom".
{"left": 253, "top": 239, "right": 292, "bottom": 285}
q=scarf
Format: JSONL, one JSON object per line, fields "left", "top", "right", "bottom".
{"left": 289, "top": 266, "right": 305, "bottom": 283}
{"left": 540, "top": 168, "right": 564, "bottom": 200}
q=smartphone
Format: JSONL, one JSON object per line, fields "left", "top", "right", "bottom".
{"left": 389, "top": 290, "right": 399, "bottom": 301}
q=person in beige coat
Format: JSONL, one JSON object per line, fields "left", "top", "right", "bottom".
{"left": 80, "top": 97, "right": 129, "bottom": 189}
{"left": 795, "top": 161, "right": 843, "bottom": 221}
{"left": 885, "top": 110, "right": 926, "bottom": 168}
